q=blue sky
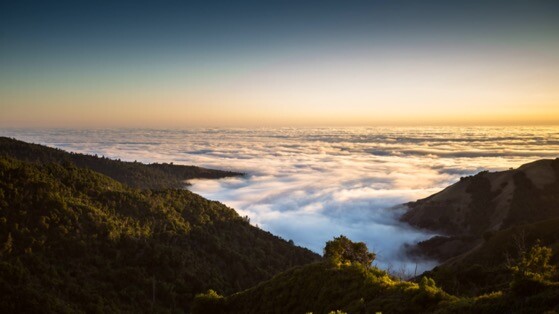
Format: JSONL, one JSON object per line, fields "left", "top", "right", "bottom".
{"left": 1, "top": 0, "right": 558, "bottom": 127}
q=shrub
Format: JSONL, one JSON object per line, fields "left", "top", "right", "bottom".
{"left": 191, "top": 290, "right": 226, "bottom": 314}
{"left": 510, "top": 242, "right": 557, "bottom": 296}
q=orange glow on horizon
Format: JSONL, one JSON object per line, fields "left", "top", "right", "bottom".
{"left": 1, "top": 48, "right": 559, "bottom": 128}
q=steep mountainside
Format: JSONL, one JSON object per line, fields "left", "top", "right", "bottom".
{"left": 0, "top": 137, "right": 242, "bottom": 189}
{"left": 0, "top": 157, "right": 319, "bottom": 313}
{"left": 402, "top": 159, "right": 559, "bottom": 237}
{"left": 400, "top": 158, "right": 559, "bottom": 300}
{"left": 402, "top": 159, "right": 559, "bottom": 263}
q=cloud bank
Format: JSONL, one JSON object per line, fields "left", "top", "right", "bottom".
{"left": 3, "top": 126, "right": 558, "bottom": 274}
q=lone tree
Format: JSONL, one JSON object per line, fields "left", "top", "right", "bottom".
{"left": 324, "top": 235, "right": 376, "bottom": 267}
{"left": 510, "top": 241, "right": 557, "bottom": 281}
{"left": 509, "top": 241, "right": 557, "bottom": 296}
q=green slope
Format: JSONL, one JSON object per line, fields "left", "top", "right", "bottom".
{"left": 0, "top": 157, "right": 319, "bottom": 313}
{"left": 0, "top": 136, "right": 242, "bottom": 189}
{"left": 425, "top": 217, "right": 559, "bottom": 296}
{"left": 192, "top": 251, "right": 559, "bottom": 314}
{"left": 192, "top": 261, "right": 451, "bottom": 314}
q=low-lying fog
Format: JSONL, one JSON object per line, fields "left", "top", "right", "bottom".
{"left": 3, "top": 127, "right": 558, "bottom": 274}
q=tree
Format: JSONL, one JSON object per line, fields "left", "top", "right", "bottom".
{"left": 324, "top": 235, "right": 375, "bottom": 267}
{"left": 510, "top": 242, "right": 556, "bottom": 282}
{"left": 509, "top": 241, "right": 557, "bottom": 295}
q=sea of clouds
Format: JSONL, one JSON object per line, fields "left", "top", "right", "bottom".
{"left": 3, "top": 127, "right": 559, "bottom": 274}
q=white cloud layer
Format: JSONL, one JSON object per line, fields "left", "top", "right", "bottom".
{"left": 3, "top": 126, "right": 558, "bottom": 274}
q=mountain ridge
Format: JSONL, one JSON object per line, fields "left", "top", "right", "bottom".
{"left": 0, "top": 136, "right": 243, "bottom": 189}
{"left": 402, "top": 158, "right": 559, "bottom": 237}
{"left": 401, "top": 158, "right": 559, "bottom": 296}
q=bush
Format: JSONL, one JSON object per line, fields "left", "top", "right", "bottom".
{"left": 191, "top": 290, "right": 226, "bottom": 314}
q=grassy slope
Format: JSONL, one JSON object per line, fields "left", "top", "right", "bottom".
{"left": 192, "top": 261, "right": 451, "bottom": 314}
{"left": 404, "top": 159, "right": 559, "bottom": 297}
{"left": 192, "top": 260, "right": 559, "bottom": 314}
{"left": 403, "top": 158, "right": 559, "bottom": 237}
{"left": 403, "top": 159, "right": 559, "bottom": 270}
{"left": 0, "top": 157, "right": 319, "bottom": 313}
{"left": 0, "top": 136, "right": 242, "bottom": 189}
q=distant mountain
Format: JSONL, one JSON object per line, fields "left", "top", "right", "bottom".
{"left": 402, "top": 158, "right": 559, "bottom": 261}
{"left": 401, "top": 158, "right": 559, "bottom": 296}
{"left": 0, "top": 137, "right": 242, "bottom": 189}
{"left": 0, "top": 155, "right": 319, "bottom": 312}
{"left": 403, "top": 159, "right": 559, "bottom": 237}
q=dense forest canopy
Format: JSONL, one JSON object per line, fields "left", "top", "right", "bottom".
{"left": 0, "top": 155, "right": 318, "bottom": 312}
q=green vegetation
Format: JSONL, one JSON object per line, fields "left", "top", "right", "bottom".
{"left": 193, "top": 237, "right": 559, "bottom": 314}
{"left": 0, "top": 137, "right": 242, "bottom": 189}
{"left": 435, "top": 242, "right": 559, "bottom": 314}
{"left": 193, "top": 237, "right": 450, "bottom": 314}
{"left": 510, "top": 242, "right": 557, "bottom": 297}
{"left": 324, "top": 235, "right": 376, "bottom": 267}
{"left": 2, "top": 138, "right": 558, "bottom": 313}
{"left": 511, "top": 242, "right": 557, "bottom": 283}
{"left": 0, "top": 156, "right": 319, "bottom": 312}
{"left": 424, "top": 217, "right": 559, "bottom": 296}
{"left": 404, "top": 159, "right": 559, "bottom": 302}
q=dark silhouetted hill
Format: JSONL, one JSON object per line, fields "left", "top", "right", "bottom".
{"left": 0, "top": 136, "right": 242, "bottom": 189}
{"left": 402, "top": 159, "right": 559, "bottom": 262}
{"left": 403, "top": 159, "right": 559, "bottom": 237}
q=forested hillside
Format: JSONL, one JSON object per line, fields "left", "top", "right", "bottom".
{"left": 0, "top": 157, "right": 319, "bottom": 313}
{"left": 424, "top": 217, "right": 559, "bottom": 296}
{"left": 0, "top": 137, "right": 242, "bottom": 189}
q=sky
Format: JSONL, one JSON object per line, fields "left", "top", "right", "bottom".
{"left": 1, "top": 0, "right": 559, "bottom": 127}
